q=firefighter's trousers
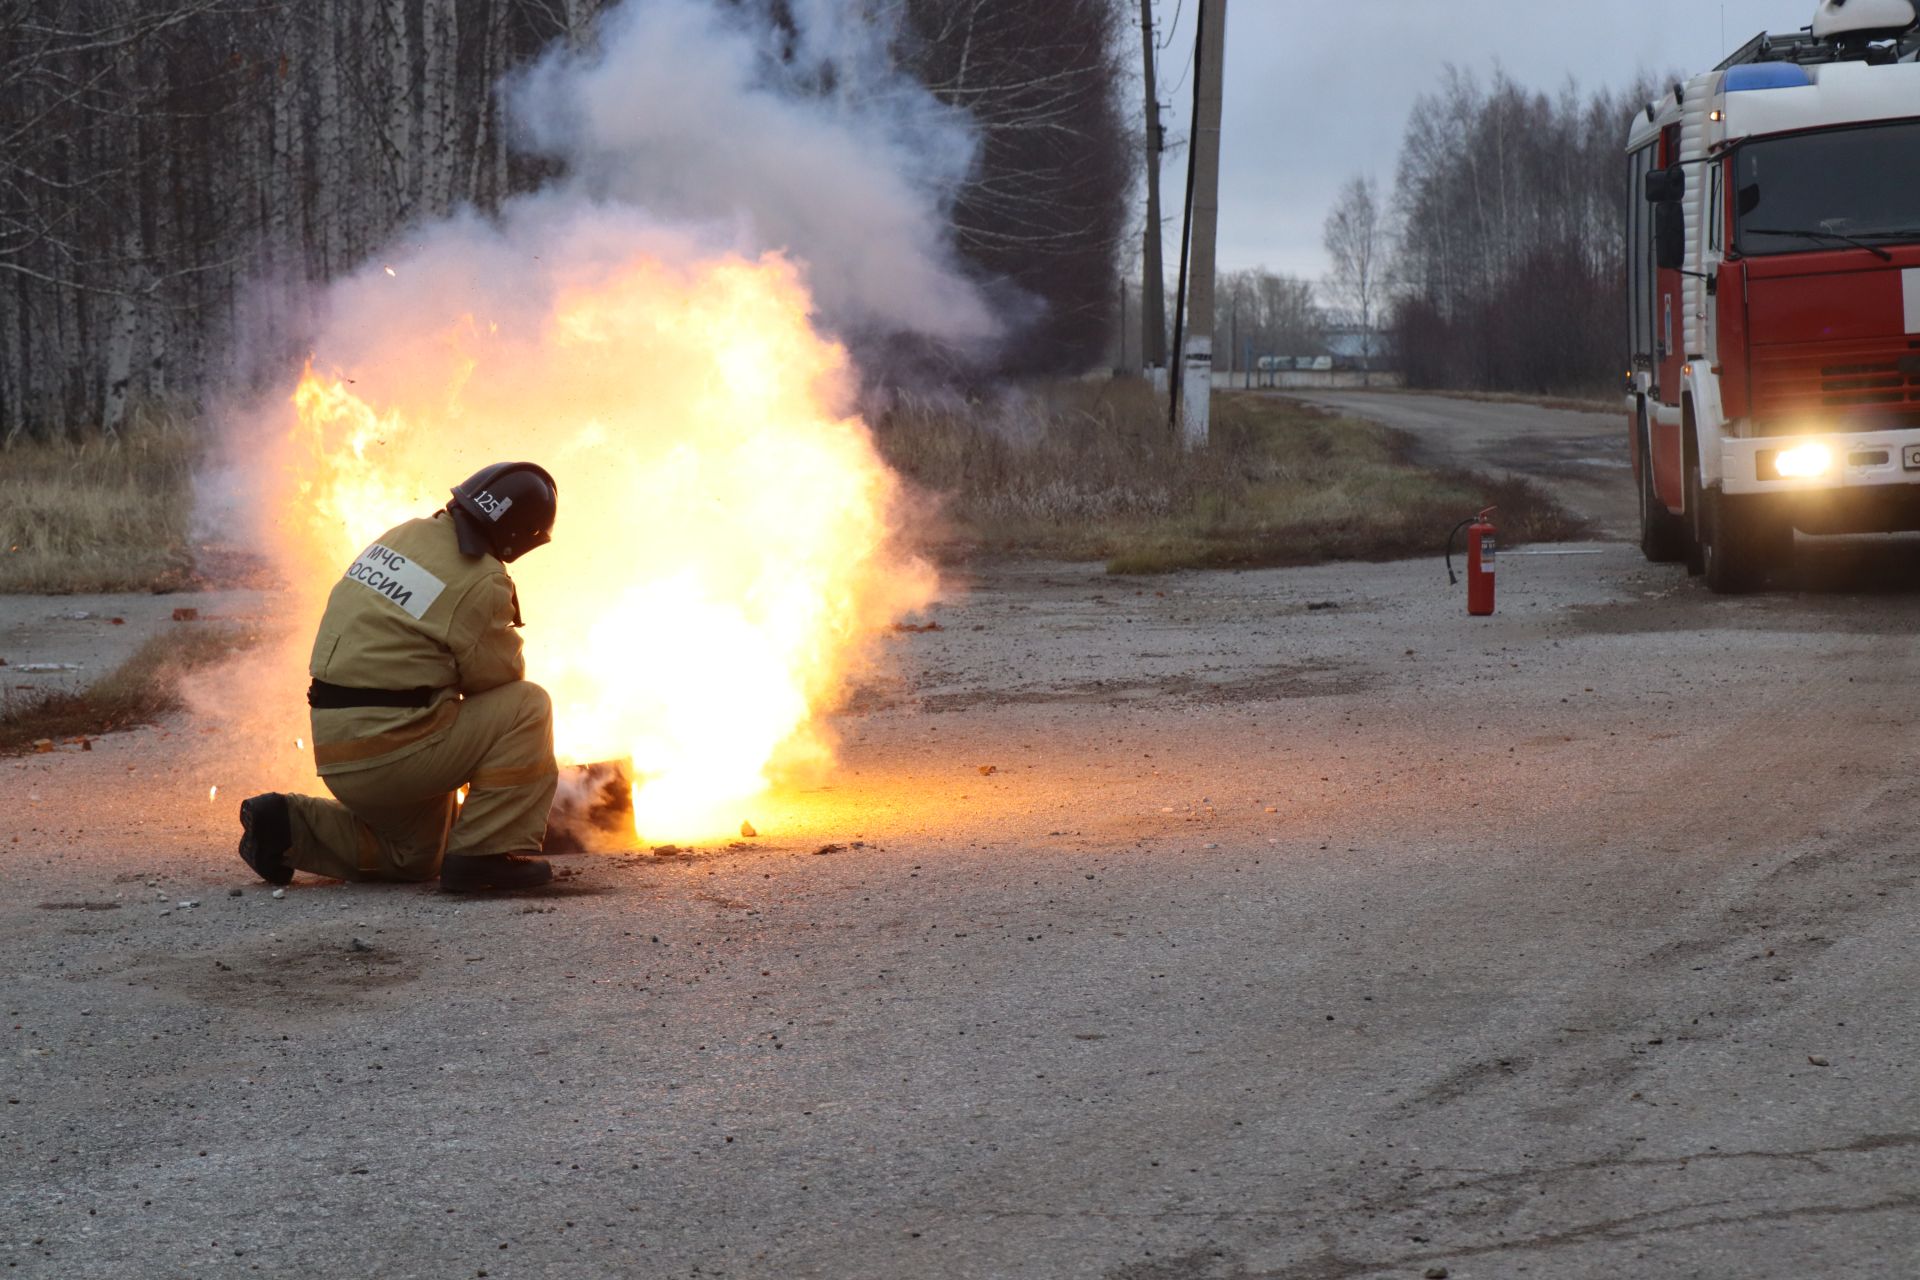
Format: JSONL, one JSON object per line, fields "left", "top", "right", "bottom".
{"left": 284, "top": 681, "right": 558, "bottom": 882}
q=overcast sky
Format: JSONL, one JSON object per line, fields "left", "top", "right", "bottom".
{"left": 1148, "top": 0, "right": 1829, "bottom": 281}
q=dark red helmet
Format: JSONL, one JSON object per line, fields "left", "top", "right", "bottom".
{"left": 448, "top": 462, "right": 557, "bottom": 563}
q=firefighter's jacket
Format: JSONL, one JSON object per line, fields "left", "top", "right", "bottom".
{"left": 308, "top": 510, "right": 525, "bottom": 776}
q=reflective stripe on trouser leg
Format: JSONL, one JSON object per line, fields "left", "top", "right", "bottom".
{"left": 285, "top": 793, "right": 378, "bottom": 881}
{"left": 279, "top": 681, "right": 556, "bottom": 876}
{"left": 286, "top": 784, "right": 456, "bottom": 882}
{"left": 448, "top": 683, "right": 557, "bottom": 856}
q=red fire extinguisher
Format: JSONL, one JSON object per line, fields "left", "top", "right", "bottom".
{"left": 1445, "top": 507, "right": 1496, "bottom": 616}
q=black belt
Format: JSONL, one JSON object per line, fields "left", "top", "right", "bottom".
{"left": 308, "top": 679, "right": 444, "bottom": 710}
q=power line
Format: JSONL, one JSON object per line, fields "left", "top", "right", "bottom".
{"left": 1166, "top": 33, "right": 1196, "bottom": 95}
{"left": 1157, "top": 0, "right": 1183, "bottom": 51}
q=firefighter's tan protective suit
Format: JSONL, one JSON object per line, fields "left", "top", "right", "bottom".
{"left": 283, "top": 510, "right": 557, "bottom": 881}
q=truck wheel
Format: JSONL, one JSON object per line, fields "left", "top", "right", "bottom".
{"left": 1638, "top": 412, "right": 1690, "bottom": 563}
{"left": 1699, "top": 485, "right": 1787, "bottom": 594}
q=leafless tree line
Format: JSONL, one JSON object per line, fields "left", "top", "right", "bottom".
{"left": 0, "top": 0, "right": 1132, "bottom": 441}
{"left": 1216, "top": 268, "right": 1322, "bottom": 367}
{"left": 1387, "top": 66, "right": 1660, "bottom": 395}
{"left": 0, "top": 0, "right": 590, "bottom": 441}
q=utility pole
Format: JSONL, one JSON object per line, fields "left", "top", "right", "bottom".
{"left": 1175, "top": 0, "right": 1227, "bottom": 447}
{"left": 1139, "top": 0, "right": 1167, "bottom": 384}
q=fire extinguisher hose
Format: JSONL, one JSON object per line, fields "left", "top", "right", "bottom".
{"left": 1444, "top": 516, "right": 1477, "bottom": 586}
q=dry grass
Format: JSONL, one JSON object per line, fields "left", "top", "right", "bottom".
{"left": 873, "top": 381, "right": 1587, "bottom": 574}
{"left": 0, "top": 621, "right": 259, "bottom": 754}
{"left": 1, "top": 383, "right": 1585, "bottom": 593}
{"left": 0, "top": 410, "right": 199, "bottom": 593}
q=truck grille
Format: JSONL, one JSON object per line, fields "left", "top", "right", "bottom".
{"left": 1750, "top": 339, "right": 1920, "bottom": 432}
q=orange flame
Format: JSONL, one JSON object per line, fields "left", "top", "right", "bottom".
{"left": 269, "top": 249, "right": 932, "bottom": 842}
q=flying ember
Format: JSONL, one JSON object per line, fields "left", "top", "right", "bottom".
{"left": 263, "top": 235, "right": 934, "bottom": 843}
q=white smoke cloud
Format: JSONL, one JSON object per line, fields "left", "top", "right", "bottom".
{"left": 508, "top": 0, "right": 999, "bottom": 349}
{"left": 195, "top": 0, "right": 971, "bottom": 819}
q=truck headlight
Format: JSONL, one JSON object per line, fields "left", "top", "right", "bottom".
{"left": 1761, "top": 443, "right": 1833, "bottom": 480}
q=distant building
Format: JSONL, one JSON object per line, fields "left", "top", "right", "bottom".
{"left": 1321, "top": 325, "right": 1397, "bottom": 372}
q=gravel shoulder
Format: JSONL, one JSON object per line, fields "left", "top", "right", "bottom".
{"left": 5, "top": 401, "right": 1920, "bottom": 1277}
{"left": 0, "top": 590, "right": 271, "bottom": 696}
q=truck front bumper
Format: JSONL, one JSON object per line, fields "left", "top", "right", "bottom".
{"left": 1720, "top": 427, "right": 1920, "bottom": 533}
{"left": 1721, "top": 427, "right": 1920, "bottom": 496}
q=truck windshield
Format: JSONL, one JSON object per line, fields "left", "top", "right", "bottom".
{"left": 1734, "top": 119, "right": 1920, "bottom": 256}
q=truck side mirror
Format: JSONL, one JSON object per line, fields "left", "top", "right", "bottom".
{"left": 1654, "top": 202, "right": 1685, "bottom": 271}
{"left": 1645, "top": 165, "right": 1685, "bottom": 203}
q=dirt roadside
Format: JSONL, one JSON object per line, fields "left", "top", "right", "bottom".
{"left": 4, "top": 397, "right": 1920, "bottom": 1278}
{"left": 1285, "top": 388, "right": 1636, "bottom": 538}
{"left": 0, "top": 590, "right": 272, "bottom": 696}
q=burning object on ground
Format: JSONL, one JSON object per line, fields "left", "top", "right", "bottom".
{"left": 547, "top": 760, "right": 639, "bottom": 854}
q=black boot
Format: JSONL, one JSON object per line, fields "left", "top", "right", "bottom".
{"left": 237, "top": 794, "right": 294, "bottom": 886}
{"left": 441, "top": 852, "right": 553, "bottom": 892}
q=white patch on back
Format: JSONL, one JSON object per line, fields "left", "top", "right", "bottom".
{"left": 1905, "top": 268, "right": 1920, "bottom": 335}
{"left": 344, "top": 543, "right": 447, "bottom": 620}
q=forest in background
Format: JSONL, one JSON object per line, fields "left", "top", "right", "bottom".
{"left": 0, "top": 0, "right": 1129, "bottom": 440}
{"left": 3, "top": 0, "right": 1675, "bottom": 440}
{"left": 1386, "top": 67, "right": 1657, "bottom": 397}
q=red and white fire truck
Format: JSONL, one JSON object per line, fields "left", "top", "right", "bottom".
{"left": 1626, "top": 0, "right": 1920, "bottom": 591}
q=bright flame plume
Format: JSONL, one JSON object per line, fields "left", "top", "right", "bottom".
{"left": 265, "top": 241, "right": 933, "bottom": 842}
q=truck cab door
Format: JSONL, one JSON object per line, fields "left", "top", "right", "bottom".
{"left": 1656, "top": 125, "right": 1685, "bottom": 407}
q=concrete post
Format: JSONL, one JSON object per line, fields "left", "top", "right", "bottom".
{"left": 1178, "top": 0, "right": 1227, "bottom": 447}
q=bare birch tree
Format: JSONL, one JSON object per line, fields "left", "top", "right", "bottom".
{"left": 1321, "top": 175, "right": 1385, "bottom": 378}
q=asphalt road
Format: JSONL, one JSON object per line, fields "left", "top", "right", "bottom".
{"left": 6, "top": 394, "right": 1920, "bottom": 1279}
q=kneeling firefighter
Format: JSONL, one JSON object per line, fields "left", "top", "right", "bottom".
{"left": 237, "top": 462, "right": 562, "bottom": 893}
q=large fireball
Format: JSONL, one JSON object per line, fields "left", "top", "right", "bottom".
{"left": 263, "top": 216, "right": 934, "bottom": 842}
